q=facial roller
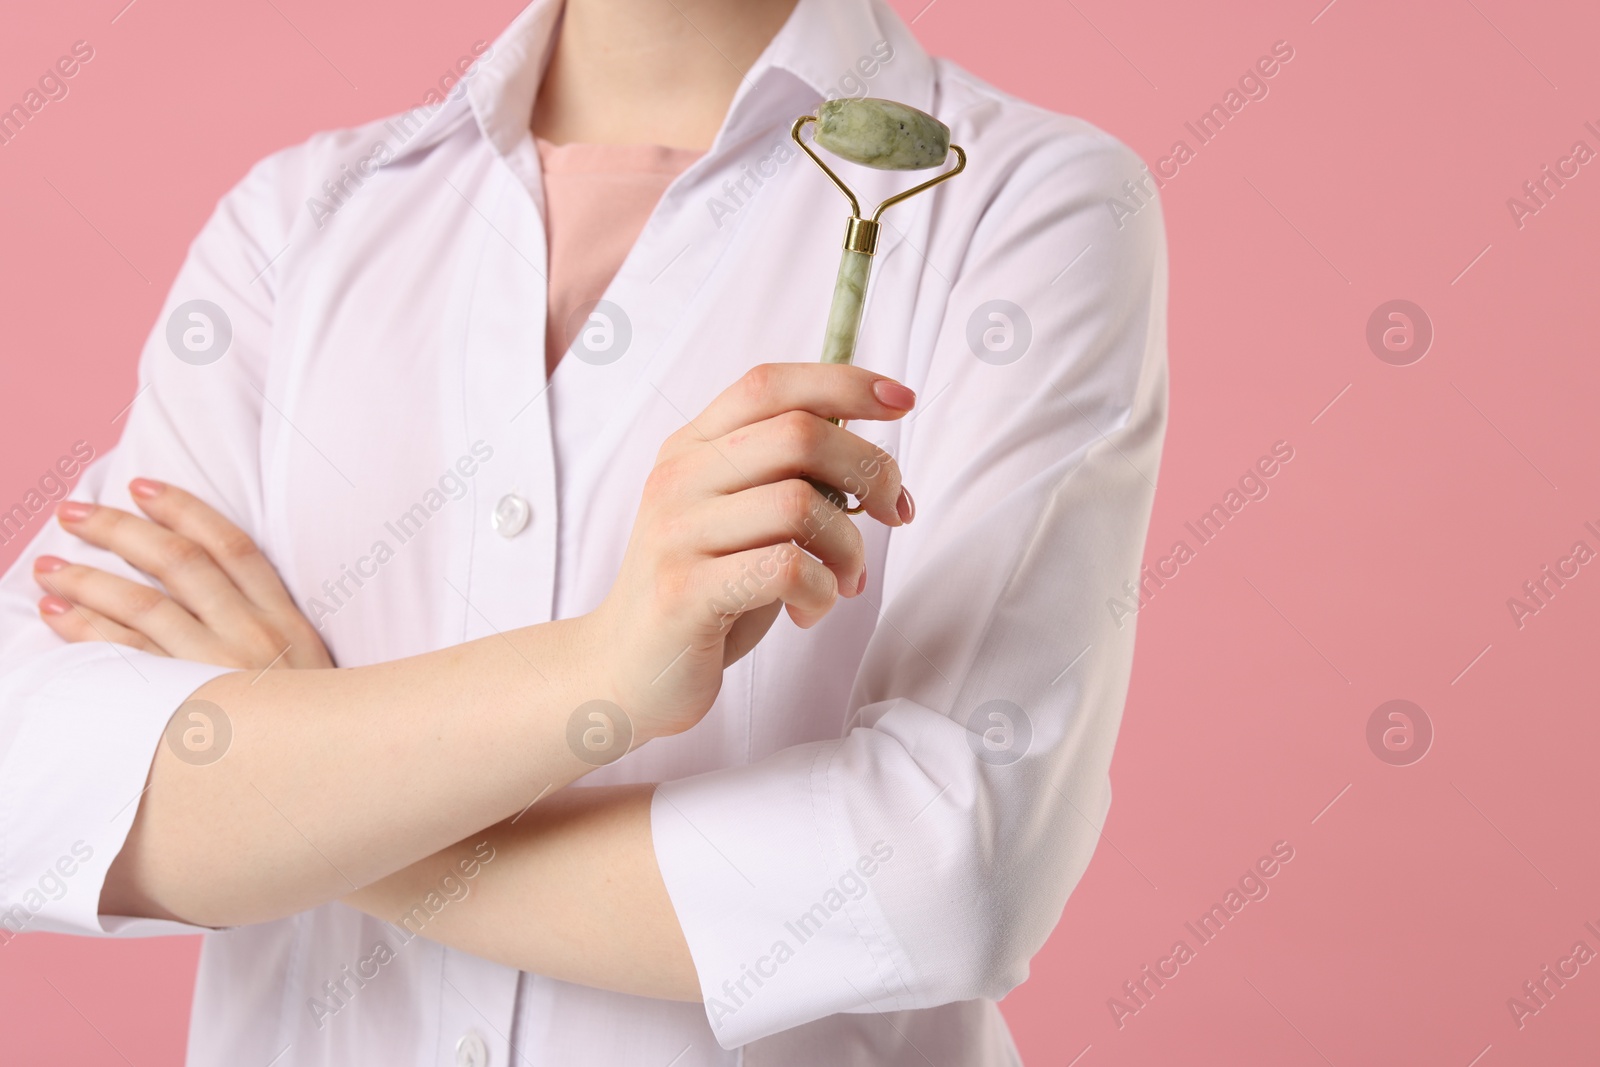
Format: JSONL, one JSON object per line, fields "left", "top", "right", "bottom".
{"left": 791, "top": 98, "right": 966, "bottom": 513}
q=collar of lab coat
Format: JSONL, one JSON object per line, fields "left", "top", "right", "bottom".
{"left": 385, "top": 0, "right": 938, "bottom": 168}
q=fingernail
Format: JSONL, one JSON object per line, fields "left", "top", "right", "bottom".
{"left": 873, "top": 379, "right": 916, "bottom": 411}
{"left": 39, "top": 596, "right": 71, "bottom": 616}
{"left": 57, "top": 501, "right": 94, "bottom": 523}
{"left": 130, "top": 477, "right": 166, "bottom": 500}
{"left": 33, "top": 555, "right": 66, "bottom": 574}
{"left": 896, "top": 487, "right": 915, "bottom": 524}
{"left": 856, "top": 568, "right": 867, "bottom": 596}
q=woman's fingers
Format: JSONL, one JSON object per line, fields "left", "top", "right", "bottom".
{"left": 38, "top": 594, "right": 164, "bottom": 654}
{"left": 693, "top": 542, "right": 840, "bottom": 630}
{"left": 706, "top": 410, "right": 907, "bottom": 528}
{"left": 126, "top": 479, "right": 301, "bottom": 614}
{"left": 690, "top": 480, "right": 867, "bottom": 595}
{"left": 654, "top": 363, "right": 916, "bottom": 528}
{"left": 688, "top": 362, "right": 916, "bottom": 442}
{"left": 33, "top": 555, "right": 217, "bottom": 658}
{"left": 48, "top": 483, "right": 334, "bottom": 672}
{"left": 55, "top": 497, "right": 261, "bottom": 629}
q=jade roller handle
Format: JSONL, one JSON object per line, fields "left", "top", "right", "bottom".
{"left": 821, "top": 245, "right": 871, "bottom": 367}
{"left": 808, "top": 244, "right": 873, "bottom": 510}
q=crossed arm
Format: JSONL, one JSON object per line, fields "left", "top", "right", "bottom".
{"left": 29, "top": 364, "right": 919, "bottom": 1003}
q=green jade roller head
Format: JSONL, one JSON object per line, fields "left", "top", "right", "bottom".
{"left": 790, "top": 98, "right": 966, "bottom": 512}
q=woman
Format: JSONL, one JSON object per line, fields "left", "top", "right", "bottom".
{"left": 0, "top": 0, "right": 1167, "bottom": 1061}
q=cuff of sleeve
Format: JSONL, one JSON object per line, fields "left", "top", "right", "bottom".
{"left": 0, "top": 646, "right": 232, "bottom": 940}
{"left": 651, "top": 740, "right": 913, "bottom": 1049}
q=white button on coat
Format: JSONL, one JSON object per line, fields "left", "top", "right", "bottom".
{"left": 455, "top": 1032, "right": 488, "bottom": 1067}
{"left": 492, "top": 494, "right": 531, "bottom": 537}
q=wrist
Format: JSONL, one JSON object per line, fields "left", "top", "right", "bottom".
{"left": 560, "top": 607, "right": 664, "bottom": 760}
{"left": 571, "top": 599, "right": 707, "bottom": 750}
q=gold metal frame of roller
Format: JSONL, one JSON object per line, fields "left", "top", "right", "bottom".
{"left": 790, "top": 115, "right": 968, "bottom": 253}
{"left": 790, "top": 114, "right": 966, "bottom": 514}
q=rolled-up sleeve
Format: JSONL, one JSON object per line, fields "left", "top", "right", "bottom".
{"left": 653, "top": 122, "right": 1168, "bottom": 1047}
{"left": 0, "top": 147, "right": 303, "bottom": 939}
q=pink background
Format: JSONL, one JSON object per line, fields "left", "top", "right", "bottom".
{"left": 2, "top": 0, "right": 1596, "bottom": 1063}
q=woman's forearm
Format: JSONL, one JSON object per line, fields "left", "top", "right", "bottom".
{"left": 341, "top": 784, "right": 700, "bottom": 1002}
{"left": 102, "top": 616, "right": 614, "bottom": 928}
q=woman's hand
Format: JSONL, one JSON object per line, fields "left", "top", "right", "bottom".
{"left": 34, "top": 478, "right": 332, "bottom": 671}
{"left": 590, "top": 361, "right": 915, "bottom": 742}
